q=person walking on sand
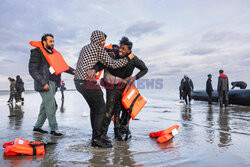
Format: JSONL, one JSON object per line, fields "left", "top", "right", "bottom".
{"left": 7, "top": 77, "right": 16, "bottom": 104}
{"left": 217, "top": 69, "right": 229, "bottom": 107}
{"left": 74, "top": 30, "right": 129, "bottom": 148}
{"left": 15, "top": 75, "right": 25, "bottom": 103}
{"left": 180, "top": 75, "right": 194, "bottom": 104}
{"left": 29, "top": 33, "right": 75, "bottom": 137}
{"left": 206, "top": 74, "right": 213, "bottom": 104}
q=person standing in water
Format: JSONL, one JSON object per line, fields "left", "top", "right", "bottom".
{"left": 29, "top": 33, "right": 75, "bottom": 137}
{"left": 74, "top": 30, "right": 129, "bottom": 148}
{"left": 217, "top": 69, "right": 229, "bottom": 107}
{"left": 60, "top": 80, "right": 65, "bottom": 100}
{"left": 180, "top": 75, "right": 194, "bottom": 104}
{"left": 7, "top": 77, "right": 16, "bottom": 104}
{"left": 15, "top": 75, "right": 25, "bottom": 103}
{"left": 206, "top": 74, "right": 213, "bottom": 104}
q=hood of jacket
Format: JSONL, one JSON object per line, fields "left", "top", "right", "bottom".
{"left": 220, "top": 74, "right": 227, "bottom": 78}
{"left": 90, "top": 30, "right": 106, "bottom": 46}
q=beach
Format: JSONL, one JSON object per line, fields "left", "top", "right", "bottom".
{"left": 0, "top": 89, "right": 250, "bottom": 166}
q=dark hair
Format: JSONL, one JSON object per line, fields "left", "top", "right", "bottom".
{"left": 119, "top": 37, "right": 133, "bottom": 50}
{"left": 8, "top": 77, "right": 11, "bottom": 80}
{"left": 41, "top": 33, "right": 54, "bottom": 43}
{"left": 112, "top": 44, "right": 119, "bottom": 50}
{"left": 208, "top": 74, "right": 212, "bottom": 77}
{"left": 219, "top": 69, "right": 224, "bottom": 74}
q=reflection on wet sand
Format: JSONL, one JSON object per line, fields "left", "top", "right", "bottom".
{"left": 88, "top": 141, "right": 137, "bottom": 166}
{"left": 206, "top": 105, "right": 215, "bottom": 144}
{"left": 60, "top": 99, "right": 65, "bottom": 113}
{"left": 218, "top": 108, "right": 231, "bottom": 147}
{"left": 8, "top": 104, "right": 24, "bottom": 130}
{"left": 156, "top": 139, "right": 180, "bottom": 158}
{"left": 181, "top": 105, "right": 192, "bottom": 123}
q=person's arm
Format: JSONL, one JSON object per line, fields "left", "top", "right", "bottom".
{"left": 98, "top": 47, "right": 128, "bottom": 69}
{"left": 226, "top": 77, "right": 229, "bottom": 91}
{"left": 180, "top": 79, "right": 184, "bottom": 92}
{"left": 217, "top": 77, "right": 221, "bottom": 92}
{"left": 93, "top": 62, "right": 106, "bottom": 72}
{"left": 190, "top": 79, "right": 194, "bottom": 91}
{"left": 65, "top": 66, "right": 75, "bottom": 75}
{"left": 28, "top": 49, "right": 48, "bottom": 87}
{"left": 133, "top": 56, "right": 148, "bottom": 80}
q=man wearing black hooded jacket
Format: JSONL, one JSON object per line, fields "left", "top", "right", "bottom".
{"left": 93, "top": 37, "right": 148, "bottom": 141}
{"left": 74, "top": 30, "right": 129, "bottom": 148}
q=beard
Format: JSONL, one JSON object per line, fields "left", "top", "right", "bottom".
{"left": 46, "top": 43, "right": 54, "bottom": 50}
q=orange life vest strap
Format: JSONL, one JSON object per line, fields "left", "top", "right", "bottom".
{"left": 128, "top": 93, "right": 141, "bottom": 115}
{"left": 128, "top": 53, "right": 135, "bottom": 59}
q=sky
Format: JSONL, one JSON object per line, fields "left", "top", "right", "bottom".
{"left": 0, "top": 0, "right": 250, "bottom": 91}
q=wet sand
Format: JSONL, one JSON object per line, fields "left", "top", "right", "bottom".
{"left": 0, "top": 90, "right": 250, "bottom": 166}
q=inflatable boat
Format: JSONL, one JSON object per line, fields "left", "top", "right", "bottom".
{"left": 191, "top": 89, "right": 250, "bottom": 106}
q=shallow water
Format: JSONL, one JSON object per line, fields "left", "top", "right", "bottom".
{"left": 0, "top": 90, "right": 250, "bottom": 167}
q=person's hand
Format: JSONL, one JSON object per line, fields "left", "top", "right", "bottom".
{"left": 87, "top": 69, "right": 96, "bottom": 78}
{"left": 72, "top": 70, "right": 76, "bottom": 74}
{"left": 127, "top": 76, "right": 136, "bottom": 84}
{"left": 181, "top": 90, "right": 184, "bottom": 93}
{"left": 191, "top": 89, "right": 194, "bottom": 92}
{"left": 43, "top": 84, "right": 50, "bottom": 90}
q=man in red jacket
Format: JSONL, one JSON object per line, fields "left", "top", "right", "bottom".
{"left": 217, "top": 69, "right": 229, "bottom": 107}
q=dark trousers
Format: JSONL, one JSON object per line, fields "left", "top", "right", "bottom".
{"left": 207, "top": 93, "right": 212, "bottom": 104}
{"left": 103, "top": 84, "right": 125, "bottom": 136}
{"left": 61, "top": 90, "right": 64, "bottom": 99}
{"left": 219, "top": 91, "right": 228, "bottom": 107}
{"left": 183, "top": 91, "right": 191, "bottom": 104}
{"left": 75, "top": 80, "right": 106, "bottom": 140}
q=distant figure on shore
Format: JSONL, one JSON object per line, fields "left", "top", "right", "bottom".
{"left": 180, "top": 75, "right": 194, "bottom": 104}
{"left": 7, "top": 77, "right": 16, "bottom": 104}
{"left": 217, "top": 69, "right": 229, "bottom": 107}
{"left": 231, "top": 81, "right": 247, "bottom": 89}
{"left": 206, "top": 74, "right": 213, "bottom": 104}
{"left": 60, "top": 80, "right": 66, "bottom": 100}
{"left": 15, "top": 75, "right": 25, "bottom": 103}
{"left": 179, "top": 85, "right": 183, "bottom": 100}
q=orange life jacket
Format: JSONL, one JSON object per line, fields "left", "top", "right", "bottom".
{"left": 149, "top": 125, "right": 180, "bottom": 143}
{"left": 3, "top": 138, "right": 45, "bottom": 156}
{"left": 29, "top": 41, "right": 69, "bottom": 75}
{"left": 95, "top": 44, "right": 119, "bottom": 80}
{"left": 122, "top": 84, "right": 147, "bottom": 120}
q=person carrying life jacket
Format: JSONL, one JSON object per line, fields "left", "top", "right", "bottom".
{"left": 93, "top": 37, "right": 148, "bottom": 141}
{"left": 29, "top": 34, "right": 75, "bottom": 137}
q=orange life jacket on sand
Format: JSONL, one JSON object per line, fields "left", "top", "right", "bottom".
{"left": 3, "top": 138, "right": 45, "bottom": 156}
{"left": 29, "top": 41, "right": 69, "bottom": 75}
{"left": 122, "top": 84, "right": 147, "bottom": 120}
{"left": 149, "top": 125, "right": 180, "bottom": 143}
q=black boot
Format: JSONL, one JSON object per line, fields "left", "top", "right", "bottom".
{"left": 114, "top": 127, "right": 122, "bottom": 141}
{"left": 91, "top": 138, "right": 112, "bottom": 148}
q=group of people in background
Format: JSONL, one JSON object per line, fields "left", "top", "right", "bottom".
{"left": 179, "top": 69, "right": 244, "bottom": 107}
{"left": 7, "top": 75, "right": 25, "bottom": 105}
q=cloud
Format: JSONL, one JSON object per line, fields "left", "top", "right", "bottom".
{"left": 201, "top": 31, "right": 250, "bottom": 43}
{"left": 188, "top": 47, "right": 218, "bottom": 55}
{"left": 125, "top": 20, "right": 163, "bottom": 37}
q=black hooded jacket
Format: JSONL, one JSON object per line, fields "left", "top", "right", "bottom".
{"left": 15, "top": 76, "right": 25, "bottom": 92}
